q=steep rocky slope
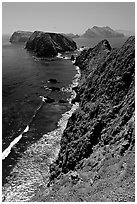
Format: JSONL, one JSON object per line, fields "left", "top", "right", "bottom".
{"left": 82, "top": 26, "right": 124, "bottom": 38}
{"left": 43, "top": 36, "right": 135, "bottom": 202}
{"left": 10, "top": 31, "right": 32, "bottom": 43}
{"left": 25, "top": 31, "right": 77, "bottom": 57}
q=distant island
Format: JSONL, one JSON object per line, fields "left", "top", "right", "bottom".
{"left": 9, "top": 26, "right": 130, "bottom": 57}
{"left": 62, "top": 27, "right": 125, "bottom": 39}
{"left": 10, "top": 31, "right": 32, "bottom": 43}
{"left": 25, "top": 31, "right": 77, "bottom": 57}
{"left": 10, "top": 31, "right": 77, "bottom": 57}
{"left": 9, "top": 26, "right": 126, "bottom": 45}
{"left": 82, "top": 26, "right": 124, "bottom": 38}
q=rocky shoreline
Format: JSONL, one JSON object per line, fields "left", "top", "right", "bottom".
{"left": 44, "top": 36, "right": 135, "bottom": 202}
{"left": 2, "top": 57, "right": 81, "bottom": 202}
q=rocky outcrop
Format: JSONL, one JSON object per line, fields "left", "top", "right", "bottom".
{"left": 82, "top": 26, "right": 124, "bottom": 38}
{"left": 10, "top": 31, "right": 32, "bottom": 43}
{"left": 25, "top": 31, "right": 77, "bottom": 57}
{"left": 50, "top": 35, "right": 135, "bottom": 189}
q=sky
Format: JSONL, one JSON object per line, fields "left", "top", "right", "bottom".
{"left": 2, "top": 2, "right": 135, "bottom": 35}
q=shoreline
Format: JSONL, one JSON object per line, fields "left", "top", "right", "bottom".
{"left": 2, "top": 57, "right": 81, "bottom": 202}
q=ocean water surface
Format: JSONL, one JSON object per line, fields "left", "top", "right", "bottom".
{"left": 2, "top": 36, "right": 80, "bottom": 200}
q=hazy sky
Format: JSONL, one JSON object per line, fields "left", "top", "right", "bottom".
{"left": 2, "top": 2, "right": 135, "bottom": 35}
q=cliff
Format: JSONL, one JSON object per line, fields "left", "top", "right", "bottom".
{"left": 25, "top": 31, "right": 77, "bottom": 57}
{"left": 45, "top": 36, "right": 135, "bottom": 202}
{"left": 10, "top": 31, "right": 32, "bottom": 43}
{"left": 82, "top": 26, "right": 124, "bottom": 38}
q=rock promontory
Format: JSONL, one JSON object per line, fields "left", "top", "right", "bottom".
{"left": 47, "top": 36, "right": 135, "bottom": 201}
{"left": 25, "top": 31, "right": 77, "bottom": 57}
{"left": 10, "top": 31, "right": 32, "bottom": 43}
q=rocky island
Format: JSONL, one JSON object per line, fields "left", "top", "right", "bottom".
{"left": 42, "top": 36, "right": 134, "bottom": 202}
{"left": 9, "top": 31, "right": 32, "bottom": 43}
{"left": 25, "top": 31, "right": 77, "bottom": 57}
{"left": 82, "top": 26, "right": 125, "bottom": 38}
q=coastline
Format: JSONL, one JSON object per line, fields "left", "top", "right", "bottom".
{"left": 2, "top": 57, "right": 81, "bottom": 202}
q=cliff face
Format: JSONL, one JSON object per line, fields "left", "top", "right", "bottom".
{"left": 10, "top": 31, "right": 32, "bottom": 43}
{"left": 49, "top": 37, "right": 135, "bottom": 201}
{"left": 82, "top": 26, "right": 124, "bottom": 38}
{"left": 25, "top": 31, "right": 77, "bottom": 57}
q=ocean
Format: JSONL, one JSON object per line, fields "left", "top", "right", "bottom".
{"left": 2, "top": 35, "right": 80, "bottom": 201}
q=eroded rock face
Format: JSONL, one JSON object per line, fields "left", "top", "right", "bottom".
{"left": 50, "top": 36, "right": 135, "bottom": 180}
{"left": 25, "top": 31, "right": 77, "bottom": 57}
{"left": 10, "top": 31, "right": 32, "bottom": 43}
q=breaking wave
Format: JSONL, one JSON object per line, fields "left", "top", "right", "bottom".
{"left": 57, "top": 52, "right": 70, "bottom": 60}
{"left": 2, "top": 126, "right": 29, "bottom": 160}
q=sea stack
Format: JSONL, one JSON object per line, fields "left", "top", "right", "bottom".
{"left": 25, "top": 31, "right": 77, "bottom": 57}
